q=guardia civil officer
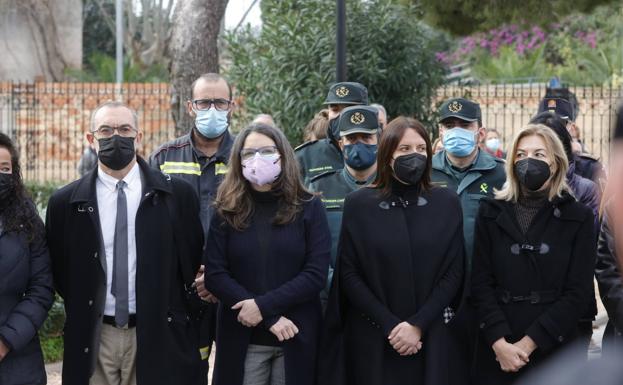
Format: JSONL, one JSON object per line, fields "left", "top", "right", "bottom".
{"left": 537, "top": 96, "right": 606, "bottom": 188}
{"left": 308, "top": 106, "right": 379, "bottom": 308}
{"left": 430, "top": 97, "right": 506, "bottom": 382}
{"left": 471, "top": 124, "right": 595, "bottom": 384}
{"left": 149, "top": 73, "right": 236, "bottom": 377}
{"left": 295, "top": 82, "right": 368, "bottom": 185}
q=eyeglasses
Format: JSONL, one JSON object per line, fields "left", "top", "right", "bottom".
{"left": 240, "top": 146, "right": 280, "bottom": 161}
{"left": 191, "top": 98, "right": 231, "bottom": 111}
{"left": 93, "top": 125, "right": 137, "bottom": 138}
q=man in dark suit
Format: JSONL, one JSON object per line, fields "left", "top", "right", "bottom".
{"left": 46, "top": 101, "right": 205, "bottom": 385}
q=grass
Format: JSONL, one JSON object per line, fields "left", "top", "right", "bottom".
{"left": 40, "top": 335, "right": 63, "bottom": 363}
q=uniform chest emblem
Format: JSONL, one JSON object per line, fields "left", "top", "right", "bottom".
{"left": 480, "top": 183, "right": 489, "bottom": 194}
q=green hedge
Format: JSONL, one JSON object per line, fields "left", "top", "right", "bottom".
{"left": 24, "top": 181, "right": 65, "bottom": 363}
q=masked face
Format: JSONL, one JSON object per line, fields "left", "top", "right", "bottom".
{"left": 486, "top": 138, "right": 501, "bottom": 152}
{"left": 97, "top": 135, "right": 137, "bottom": 171}
{"left": 392, "top": 152, "right": 427, "bottom": 185}
{"left": 195, "top": 107, "right": 229, "bottom": 139}
{"left": 242, "top": 153, "right": 281, "bottom": 186}
{"left": 0, "top": 172, "right": 15, "bottom": 207}
{"left": 514, "top": 158, "right": 551, "bottom": 191}
{"left": 343, "top": 142, "right": 377, "bottom": 170}
{"left": 442, "top": 127, "right": 478, "bottom": 157}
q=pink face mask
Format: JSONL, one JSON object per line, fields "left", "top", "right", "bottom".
{"left": 242, "top": 153, "right": 281, "bottom": 186}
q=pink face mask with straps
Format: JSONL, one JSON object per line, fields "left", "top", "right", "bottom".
{"left": 241, "top": 153, "right": 281, "bottom": 186}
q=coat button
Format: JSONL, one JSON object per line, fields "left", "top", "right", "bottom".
{"left": 479, "top": 322, "right": 486, "bottom": 329}
{"left": 167, "top": 316, "right": 172, "bottom": 323}
{"left": 84, "top": 347, "right": 89, "bottom": 353}
{"left": 558, "top": 336, "right": 564, "bottom": 342}
{"left": 88, "top": 300, "right": 93, "bottom": 306}
{"left": 94, "top": 252, "right": 98, "bottom": 259}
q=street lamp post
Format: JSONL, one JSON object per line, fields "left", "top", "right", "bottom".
{"left": 115, "top": 0, "right": 124, "bottom": 85}
{"left": 336, "top": 0, "right": 346, "bottom": 82}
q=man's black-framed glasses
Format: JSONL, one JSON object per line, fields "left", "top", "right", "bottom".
{"left": 191, "top": 98, "right": 231, "bottom": 111}
{"left": 93, "top": 125, "right": 137, "bottom": 138}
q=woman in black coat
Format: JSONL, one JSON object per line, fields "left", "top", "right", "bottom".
{"left": 0, "top": 133, "right": 54, "bottom": 385}
{"left": 204, "top": 123, "right": 331, "bottom": 385}
{"left": 471, "top": 124, "right": 596, "bottom": 385}
{"left": 320, "top": 117, "right": 465, "bottom": 385}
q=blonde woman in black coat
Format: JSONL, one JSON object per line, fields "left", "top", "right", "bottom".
{"left": 471, "top": 124, "right": 596, "bottom": 384}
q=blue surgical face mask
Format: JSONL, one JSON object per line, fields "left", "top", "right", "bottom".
{"left": 443, "top": 127, "right": 477, "bottom": 157}
{"left": 195, "top": 107, "right": 229, "bottom": 139}
{"left": 343, "top": 142, "right": 377, "bottom": 171}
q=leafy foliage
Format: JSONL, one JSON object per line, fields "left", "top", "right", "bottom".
{"left": 411, "top": 0, "right": 618, "bottom": 36}
{"left": 225, "top": 0, "right": 445, "bottom": 144}
{"left": 65, "top": 52, "right": 169, "bottom": 82}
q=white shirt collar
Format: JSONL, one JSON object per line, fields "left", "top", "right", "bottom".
{"left": 97, "top": 162, "right": 141, "bottom": 192}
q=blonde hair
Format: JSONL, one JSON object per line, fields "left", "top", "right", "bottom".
{"left": 495, "top": 124, "right": 570, "bottom": 202}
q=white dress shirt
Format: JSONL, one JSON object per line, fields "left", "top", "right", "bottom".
{"left": 96, "top": 163, "right": 142, "bottom": 316}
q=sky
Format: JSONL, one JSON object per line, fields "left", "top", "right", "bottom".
{"left": 225, "top": 0, "right": 262, "bottom": 30}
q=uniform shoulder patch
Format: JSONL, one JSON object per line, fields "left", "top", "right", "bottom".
{"left": 294, "top": 140, "right": 318, "bottom": 152}
{"left": 309, "top": 169, "right": 339, "bottom": 183}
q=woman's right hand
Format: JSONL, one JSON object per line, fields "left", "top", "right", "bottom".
{"left": 269, "top": 317, "right": 299, "bottom": 342}
{"left": 492, "top": 338, "right": 529, "bottom": 372}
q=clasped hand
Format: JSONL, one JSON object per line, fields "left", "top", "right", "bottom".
{"left": 388, "top": 322, "right": 423, "bottom": 356}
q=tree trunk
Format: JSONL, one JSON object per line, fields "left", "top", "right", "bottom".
{"left": 168, "top": 0, "right": 229, "bottom": 136}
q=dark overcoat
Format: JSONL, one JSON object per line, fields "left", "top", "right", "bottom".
{"left": 319, "top": 185, "right": 465, "bottom": 385}
{"left": 0, "top": 210, "right": 54, "bottom": 385}
{"left": 45, "top": 157, "right": 204, "bottom": 385}
{"left": 471, "top": 194, "right": 595, "bottom": 385}
{"left": 204, "top": 195, "right": 331, "bottom": 385}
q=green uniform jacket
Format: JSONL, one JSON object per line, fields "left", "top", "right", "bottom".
{"left": 308, "top": 168, "right": 375, "bottom": 302}
{"left": 431, "top": 150, "right": 506, "bottom": 270}
{"left": 295, "top": 139, "right": 343, "bottom": 185}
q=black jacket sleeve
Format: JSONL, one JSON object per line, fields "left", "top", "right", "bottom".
{"left": 339, "top": 202, "right": 401, "bottom": 336}
{"left": 406, "top": 219, "right": 465, "bottom": 333}
{"left": 471, "top": 205, "right": 513, "bottom": 346}
{"left": 204, "top": 213, "right": 256, "bottom": 306}
{"left": 0, "top": 218, "right": 54, "bottom": 351}
{"left": 526, "top": 210, "right": 596, "bottom": 351}
{"left": 595, "top": 213, "right": 623, "bottom": 332}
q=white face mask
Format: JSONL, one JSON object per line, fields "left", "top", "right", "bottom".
{"left": 485, "top": 138, "right": 500, "bottom": 152}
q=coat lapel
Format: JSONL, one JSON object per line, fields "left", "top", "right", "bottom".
{"left": 69, "top": 168, "right": 106, "bottom": 273}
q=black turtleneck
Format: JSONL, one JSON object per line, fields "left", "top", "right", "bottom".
{"left": 515, "top": 188, "right": 549, "bottom": 235}
{"left": 248, "top": 188, "right": 281, "bottom": 346}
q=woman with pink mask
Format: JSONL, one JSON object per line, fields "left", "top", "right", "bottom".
{"left": 204, "top": 123, "right": 331, "bottom": 385}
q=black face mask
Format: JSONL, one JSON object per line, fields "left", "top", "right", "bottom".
{"left": 97, "top": 135, "right": 136, "bottom": 171}
{"left": 0, "top": 172, "right": 15, "bottom": 209}
{"left": 327, "top": 117, "right": 340, "bottom": 143}
{"left": 514, "top": 158, "right": 551, "bottom": 191}
{"left": 392, "top": 152, "right": 427, "bottom": 185}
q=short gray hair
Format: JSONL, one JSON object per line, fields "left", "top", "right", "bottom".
{"left": 90, "top": 101, "right": 139, "bottom": 132}
{"left": 370, "top": 103, "right": 387, "bottom": 117}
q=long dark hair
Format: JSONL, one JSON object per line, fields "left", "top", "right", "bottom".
{"left": 214, "top": 123, "right": 311, "bottom": 230}
{"left": 372, "top": 116, "right": 432, "bottom": 196}
{"left": 0, "top": 133, "right": 41, "bottom": 241}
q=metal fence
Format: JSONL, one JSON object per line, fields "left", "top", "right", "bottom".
{"left": 435, "top": 84, "right": 623, "bottom": 164}
{"left": 0, "top": 82, "right": 175, "bottom": 183}
{"left": 0, "top": 81, "right": 621, "bottom": 184}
